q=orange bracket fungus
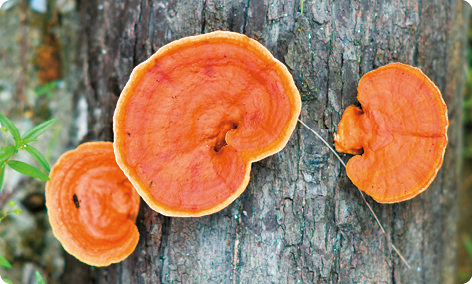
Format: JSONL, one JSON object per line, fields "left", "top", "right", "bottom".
{"left": 334, "top": 63, "right": 448, "bottom": 203}
{"left": 46, "top": 142, "right": 140, "bottom": 266}
{"left": 114, "top": 31, "right": 301, "bottom": 217}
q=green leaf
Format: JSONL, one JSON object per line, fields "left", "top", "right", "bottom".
{"left": 24, "top": 145, "right": 50, "bottom": 172}
{"left": 0, "top": 254, "right": 12, "bottom": 269}
{"left": 8, "top": 200, "right": 15, "bottom": 208}
{"left": 35, "top": 270, "right": 46, "bottom": 284}
{"left": 0, "top": 114, "right": 20, "bottom": 145}
{"left": 0, "top": 166, "right": 4, "bottom": 190}
{"left": 21, "top": 138, "right": 38, "bottom": 145}
{"left": 21, "top": 118, "right": 57, "bottom": 141}
{"left": 3, "top": 278, "right": 14, "bottom": 284}
{"left": 13, "top": 208, "right": 21, "bottom": 215}
{"left": 6, "top": 161, "right": 50, "bottom": 181}
{"left": 0, "top": 145, "right": 16, "bottom": 163}
{"left": 34, "top": 81, "right": 58, "bottom": 97}
{"left": 464, "top": 235, "right": 472, "bottom": 260}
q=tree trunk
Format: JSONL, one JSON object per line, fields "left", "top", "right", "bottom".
{"left": 69, "top": 0, "right": 468, "bottom": 283}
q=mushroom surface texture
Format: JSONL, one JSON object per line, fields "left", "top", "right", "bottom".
{"left": 46, "top": 142, "right": 140, "bottom": 266}
{"left": 334, "top": 62, "right": 448, "bottom": 203}
{"left": 113, "top": 31, "right": 301, "bottom": 217}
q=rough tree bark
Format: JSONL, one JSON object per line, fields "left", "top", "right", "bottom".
{"left": 67, "top": 0, "right": 468, "bottom": 283}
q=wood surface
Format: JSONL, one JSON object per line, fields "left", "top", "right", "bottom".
{"left": 67, "top": 0, "right": 469, "bottom": 282}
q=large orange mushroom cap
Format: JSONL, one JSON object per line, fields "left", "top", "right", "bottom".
{"left": 334, "top": 63, "right": 448, "bottom": 203}
{"left": 46, "top": 142, "right": 140, "bottom": 266}
{"left": 113, "top": 31, "right": 301, "bottom": 217}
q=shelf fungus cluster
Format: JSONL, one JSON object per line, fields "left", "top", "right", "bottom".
{"left": 46, "top": 142, "right": 140, "bottom": 266}
{"left": 334, "top": 63, "right": 448, "bottom": 203}
{"left": 46, "top": 31, "right": 301, "bottom": 265}
{"left": 113, "top": 31, "right": 302, "bottom": 217}
{"left": 46, "top": 31, "right": 447, "bottom": 268}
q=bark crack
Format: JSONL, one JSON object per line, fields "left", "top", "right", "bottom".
{"left": 231, "top": 202, "right": 243, "bottom": 284}
{"left": 229, "top": 5, "right": 235, "bottom": 31}
{"left": 441, "top": 1, "right": 449, "bottom": 101}
{"left": 132, "top": 0, "right": 145, "bottom": 67}
{"left": 201, "top": 0, "right": 207, "bottom": 34}
{"left": 157, "top": 216, "right": 172, "bottom": 283}
{"left": 324, "top": 40, "right": 333, "bottom": 130}
{"left": 340, "top": 54, "right": 344, "bottom": 111}
{"left": 148, "top": 0, "right": 156, "bottom": 54}
{"left": 391, "top": 206, "right": 396, "bottom": 284}
{"left": 413, "top": 0, "right": 423, "bottom": 66}
{"left": 242, "top": 0, "right": 250, "bottom": 34}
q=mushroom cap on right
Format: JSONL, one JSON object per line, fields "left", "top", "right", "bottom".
{"left": 334, "top": 63, "right": 448, "bottom": 203}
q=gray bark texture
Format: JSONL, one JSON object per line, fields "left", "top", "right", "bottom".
{"left": 68, "top": 0, "right": 469, "bottom": 283}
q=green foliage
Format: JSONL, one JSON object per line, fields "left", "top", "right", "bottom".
{"left": 6, "top": 161, "right": 50, "bottom": 181}
{"left": 22, "top": 118, "right": 58, "bottom": 142}
{"left": 0, "top": 114, "right": 56, "bottom": 224}
{"left": 35, "top": 270, "right": 46, "bottom": 284}
{"left": 0, "top": 146, "right": 16, "bottom": 163}
{"left": 0, "top": 166, "right": 5, "bottom": 190}
{"left": 0, "top": 116, "right": 56, "bottom": 189}
{"left": 0, "top": 199, "right": 21, "bottom": 222}
{"left": 0, "top": 253, "right": 45, "bottom": 284}
{"left": 0, "top": 253, "right": 14, "bottom": 284}
{"left": 459, "top": 234, "right": 472, "bottom": 282}
{"left": 464, "top": 234, "right": 472, "bottom": 260}
{"left": 34, "top": 80, "right": 58, "bottom": 98}
{"left": 24, "top": 145, "right": 50, "bottom": 172}
{"left": 0, "top": 114, "right": 21, "bottom": 145}
{"left": 0, "top": 254, "right": 12, "bottom": 269}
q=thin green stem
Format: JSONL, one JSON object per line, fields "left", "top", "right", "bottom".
{"left": 300, "top": 0, "right": 304, "bottom": 14}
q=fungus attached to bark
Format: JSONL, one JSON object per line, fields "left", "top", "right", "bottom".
{"left": 46, "top": 142, "right": 140, "bottom": 266}
{"left": 334, "top": 62, "right": 448, "bottom": 203}
{"left": 114, "top": 31, "right": 301, "bottom": 217}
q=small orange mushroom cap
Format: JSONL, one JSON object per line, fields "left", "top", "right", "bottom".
{"left": 334, "top": 63, "right": 448, "bottom": 203}
{"left": 113, "top": 31, "right": 301, "bottom": 217}
{"left": 46, "top": 142, "right": 140, "bottom": 266}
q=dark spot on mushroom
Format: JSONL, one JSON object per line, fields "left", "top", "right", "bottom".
{"left": 127, "top": 132, "right": 131, "bottom": 136}
{"left": 150, "top": 181, "right": 153, "bottom": 187}
{"left": 73, "top": 194, "right": 80, "bottom": 209}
